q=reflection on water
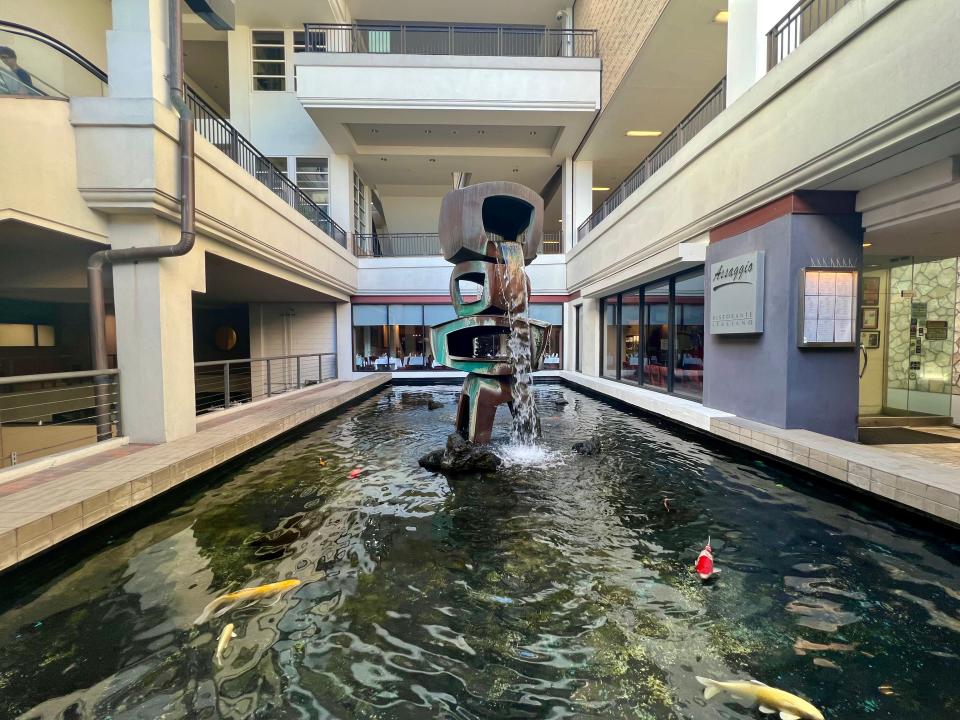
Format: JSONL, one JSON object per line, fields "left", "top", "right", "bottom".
{"left": 0, "top": 384, "right": 958, "bottom": 719}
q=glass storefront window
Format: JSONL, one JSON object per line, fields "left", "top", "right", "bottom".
{"left": 424, "top": 305, "right": 457, "bottom": 368}
{"left": 575, "top": 305, "right": 582, "bottom": 372}
{"left": 643, "top": 281, "right": 670, "bottom": 389}
{"left": 389, "top": 305, "right": 426, "bottom": 369}
{"left": 601, "top": 298, "right": 619, "bottom": 377}
{"left": 673, "top": 270, "right": 705, "bottom": 399}
{"left": 529, "top": 304, "right": 563, "bottom": 369}
{"left": 620, "top": 291, "right": 641, "bottom": 384}
{"left": 352, "top": 304, "right": 389, "bottom": 371}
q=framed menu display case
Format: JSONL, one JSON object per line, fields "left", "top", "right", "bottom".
{"left": 798, "top": 267, "right": 858, "bottom": 348}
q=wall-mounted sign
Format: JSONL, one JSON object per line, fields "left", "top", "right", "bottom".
{"left": 926, "top": 320, "right": 948, "bottom": 341}
{"left": 798, "top": 267, "right": 857, "bottom": 348}
{"left": 709, "top": 251, "right": 764, "bottom": 334}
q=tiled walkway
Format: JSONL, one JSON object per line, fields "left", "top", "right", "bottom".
{"left": 0, "top": 374, "right": 389, "bottom": 572}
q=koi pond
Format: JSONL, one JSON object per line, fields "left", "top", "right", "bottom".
{"left": 1, "top": 384, "right": 958, "bottom": 719}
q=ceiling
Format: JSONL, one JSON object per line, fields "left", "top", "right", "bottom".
{"left": 348, "top": 123, "right": 560, "bottom": 150}
{"left": 864, "top": 208, "right": 960, "bottom": 260}
{"left": 234, "top": 0, "right": 341, "bottom": 28}
{"left": 202, "top": 254, "right": 342, "bottom": 303}
{"left": 579, "top": 0, "right": 728, "bottom": 205}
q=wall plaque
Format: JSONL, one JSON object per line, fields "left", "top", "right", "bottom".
{"left": 709, "top": 251, "right": 764, "bottom": 334}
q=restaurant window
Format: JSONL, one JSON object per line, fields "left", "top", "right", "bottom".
{"left": 643, "top": 280, "right": 670, "bottom": 389}
{"left": 620, "top": 290, "right": 641, "bottom": 384}
{"left": 574, "top": 305, "right": 582, "bottom": 373}
{"left": 424, "top": 305, "right": 457, "bottom": 369}
{"left": 296, "top": 158, "right": 329, "bottom": 214}
{"left": 0, "top": 323, "right": 55, "bottom": 347}
{"left": 673, "top": 270, "right": 705, "bottom": 399}
{"left": 352, "top": 305, "right": 389, "bottom": 371}
{"left": 252, "top": 31, "right": 286, "bottom": 91}
{"left": 389, "top": 304, "right": 426, "bottom": 369}
{"left": 601, "top": 297, "right": 619, "bottom": 377}
{"left": 529, "top": 304, "right": 563, "bottom": 369}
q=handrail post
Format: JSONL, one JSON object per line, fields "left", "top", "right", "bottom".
{"left": 296, "top": 355, "right": 301, "bottom": 388}
{"left": 497, "top": 27, "right": 502, "bottom": 56}
{"left": 266, "top": 359, "right": 272, "bottom": 398}
{"left": 223, "top": 363, "right": 231, "bottom": 408}
{"left": 401, "top": 25, "right": 406, "bottom": 54}
{"left": 319, "top": 353, "right": 324, "bottom": 383}
{"left": 449, "top": 26, "right": 454, "bottom": 54}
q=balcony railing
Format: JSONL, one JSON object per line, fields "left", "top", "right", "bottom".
{"left": 1, "top": 21, "right": 347, "bottom": 248}
{"left": 303, "top": 23, "right": 598, "bottom": 58}
{"left": 184, "top": 90, "right": 347, "bottom": 246}
{"left": 767, "top": 0, "right": 852, "bottom": 69}
{"left": 0, "top": 369, "right": 121, "bottom": 468}
{"left": 355, "top": 232, "right": 563, "bottom": 258}
{"left": 194, "top": 353, "right": 338, "bottom": 415}
{"left": 578, "top": 78, "right": 727, "bottom": 243}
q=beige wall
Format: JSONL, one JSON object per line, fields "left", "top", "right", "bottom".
{"left": 379, "top": 195, "right": 442, "bottom": 234}
{"left": 249, "top": 302, "right": 338, "bottom": 395}
{"left": 3, "top": 0, "right": 111, "bottom": 69}
{"left": 575, "top": 0, "right": 668, "bottom": 106}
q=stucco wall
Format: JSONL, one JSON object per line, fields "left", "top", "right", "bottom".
{"left": 574, "top": 0, "right": 668, "bottom": 106}
{"left": 3, "top": 0, "right": 111, "bottom": 69}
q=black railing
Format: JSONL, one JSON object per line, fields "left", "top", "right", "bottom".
{"left": 356, "top": 231, "right": 564, "bottom": 258}
{"left": 184, "top": 89, "right": 347, "bottom": 246}
{"left": 767, "top": 0, "right": 852, "bottom": 69}
{"left": 303, "top": 23, "right": 598, "bottom": 58}
{"left": 578, "top": 78, "right": 727, "bottom": 243}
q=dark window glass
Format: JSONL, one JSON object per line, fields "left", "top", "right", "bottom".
{"left": 620, "top": 290, "right": 640, "bottom": 384}
{"left": 575, "top": 305, "right": 582, "bottom": 372}
{"left": 643, "top": 281, "right": 670, "bottom": 389}
{"left": 673, "top": 270, "right": 705, "bottom": 398}
{"left": 601, "top": 297, "right": 618, "bottom": 377}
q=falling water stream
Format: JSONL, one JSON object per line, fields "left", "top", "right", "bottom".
{"left": 495, "top": 241, "right": 538, "bottom": 446}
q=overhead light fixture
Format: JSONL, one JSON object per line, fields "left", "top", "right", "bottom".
{"left": 626, "top": 130, "right": 662, "bottom": 137}
{"left": 428, "top": 158, "right": 437, "bottom": 163}
{"left": 863, "top": 242, "right": 872, "bottom": 247}
{"left": 592, "top": 186, "right": 610, "bottom": 191}
{"left": 713, "top": 10, "right": 729, "bottom": 23}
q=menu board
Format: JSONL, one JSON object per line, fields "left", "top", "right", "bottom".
{"left": 799, "top": 269, "right": 857, "bottom": 347}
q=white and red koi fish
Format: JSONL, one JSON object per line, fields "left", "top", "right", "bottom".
{"left": 694, "top": 537, "right": 720, "bottom": 581}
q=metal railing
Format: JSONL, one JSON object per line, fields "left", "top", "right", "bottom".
{"left": 767, "top": 0, "right": 852, "bottom": 69}
{"left": 0, "top": 21, "right": 108, "bottom": 98}
{"left": 184, "top": 89, "right": 347, "bottom": 247}
{"left": 355, "top": 231, "right": 564, "bottom": 258}
{"left": 303, "top": 23, "right": 598, "bottom": 58}
{"left": 0, "top": 369, "right": 121, "bottom": 469}
{"left": 193, "top": 353, "right": 338, "bottom": 415}
{"left": 578, "top": 78, "right": 727, "bottom": 243}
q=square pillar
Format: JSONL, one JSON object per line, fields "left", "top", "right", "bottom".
{"left": 111, "top": 216, "right": 203, "bottom": 444}
{"left": 336, "top": 301, "right": 354, "bottom": 379}
{"left": 703, "top": 193, "right": 862, "bottom": 440}
{"left": 108, "top": 0, "right": 171, "bottom": 102}
{"left": 562, "top": 158, "right": 593, "bottom": 250}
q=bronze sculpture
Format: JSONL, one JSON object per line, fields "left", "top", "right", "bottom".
{"left": 430, "top": 182, "right": 550, "bottom": 444}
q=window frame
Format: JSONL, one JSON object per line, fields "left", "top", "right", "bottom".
{"left": 252, "top": 29, "right": 287, "bottom": 92}
{"left": 294, "top": 157, "right": 330, "bottom": 215}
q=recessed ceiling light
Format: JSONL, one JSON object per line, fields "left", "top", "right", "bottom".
{"left": 371, "top": 128, "right": 379, "bottom": 134}
{"left": 428, "top": 158, "right": 437, "bottom": 163}
{"left": 626, "top": 130, "right": 662, "bottom": 137}
{"left": 713, "top": 10, "right": 729, "bottom": 23}
{"left": 477, "top": 130, "right": 485, "bottom": 135}
{"left": 379, "top": 157, "right": 388, "bottom": 161}
{"left": 592, "top": 186, "right": 610, "bottom": 191}
{"left": 424, "top": 129, "right": 432, "bottom": 134}
{"left": 529, "top": 131, "right": 537, "bottom": 136}
{"left": 512, "top": 168, "right": 519, "bottom": 173}
{"left": 863, "top": 242, "right": 872, "bottom": 247}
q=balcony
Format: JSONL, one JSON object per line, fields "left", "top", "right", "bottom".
{"left": 302, "top": 23, "right": 598, "bottom": 58}
{"left": 356, "top": 232, "right": 563, "bottom": 258}
{"left": 578, "top": 79, "right": 727, "bottom": 243}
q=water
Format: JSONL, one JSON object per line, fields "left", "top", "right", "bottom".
{"left": 495, "top": 241, "right": 537, "bottom": 445}
{"left": 0, "top": 384, "right": 959, "bottom": 719}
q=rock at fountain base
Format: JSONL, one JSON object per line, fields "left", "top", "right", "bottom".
{"left": 572, "top": 439, "right": 600, "bottom": 456}
{"left": 419, "top": 433, "right": 502, "bottom": 473}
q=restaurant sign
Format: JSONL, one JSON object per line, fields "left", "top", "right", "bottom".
{"left": 709, "top": 251, "right": 764, "bottom": 334}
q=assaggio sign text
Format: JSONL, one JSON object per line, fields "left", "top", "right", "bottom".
{"left": 709, "top": 251, "right": 764, "bottom": 334}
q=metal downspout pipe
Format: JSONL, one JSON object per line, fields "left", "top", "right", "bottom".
{"left": 87, "top": 0, "right": 196, "bottom": 441}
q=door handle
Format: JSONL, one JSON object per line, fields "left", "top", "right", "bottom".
{"left": 859, "top": 345, "right": 868, "bottom": 379}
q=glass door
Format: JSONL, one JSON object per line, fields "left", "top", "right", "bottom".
{"left": 884, "top": 257, "right": 957, "bottom": 418}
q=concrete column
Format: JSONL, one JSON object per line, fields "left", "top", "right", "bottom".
{"left": 226, "top": 25, "right": 252, "bottom": 135}
{"left": 110, "top": 217, "right": 204, "bottom": 443}
{"left": 562, "top": 158, "right": 593, "bottom": 250}
{"left": 703, "top": 193, "right": 862, "bottom": 440}
{"left": 579, "top": 297, "right": 600, "bottom": 376}
{"left": 107, "top": 0, "right": 170, "bottom": 102}
{"left": 329, "top": 153, "right": 355, "bottom": 242}
{"left": 336, "top": 301, "right": 354, "bottom": 379}
{"left": 725, "top": 0, "right": 759, "bottom": 106}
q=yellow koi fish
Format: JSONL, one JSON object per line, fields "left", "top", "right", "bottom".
{"left": 195, "top": 579, "right": 301, "bottom": 625}
{"left": 215, "top": 623, "right": 236, "bottom": 666}
{"left": 696, "top": 677, "right": 824, "bottom": 720}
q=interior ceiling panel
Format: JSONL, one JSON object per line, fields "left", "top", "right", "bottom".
{"left": 348, "top": 123, "right": 560, "bottom": 150}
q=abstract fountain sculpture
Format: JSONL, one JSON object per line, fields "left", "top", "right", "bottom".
{"left": 430, "top": 182, "right": 551, "bottom": 445}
